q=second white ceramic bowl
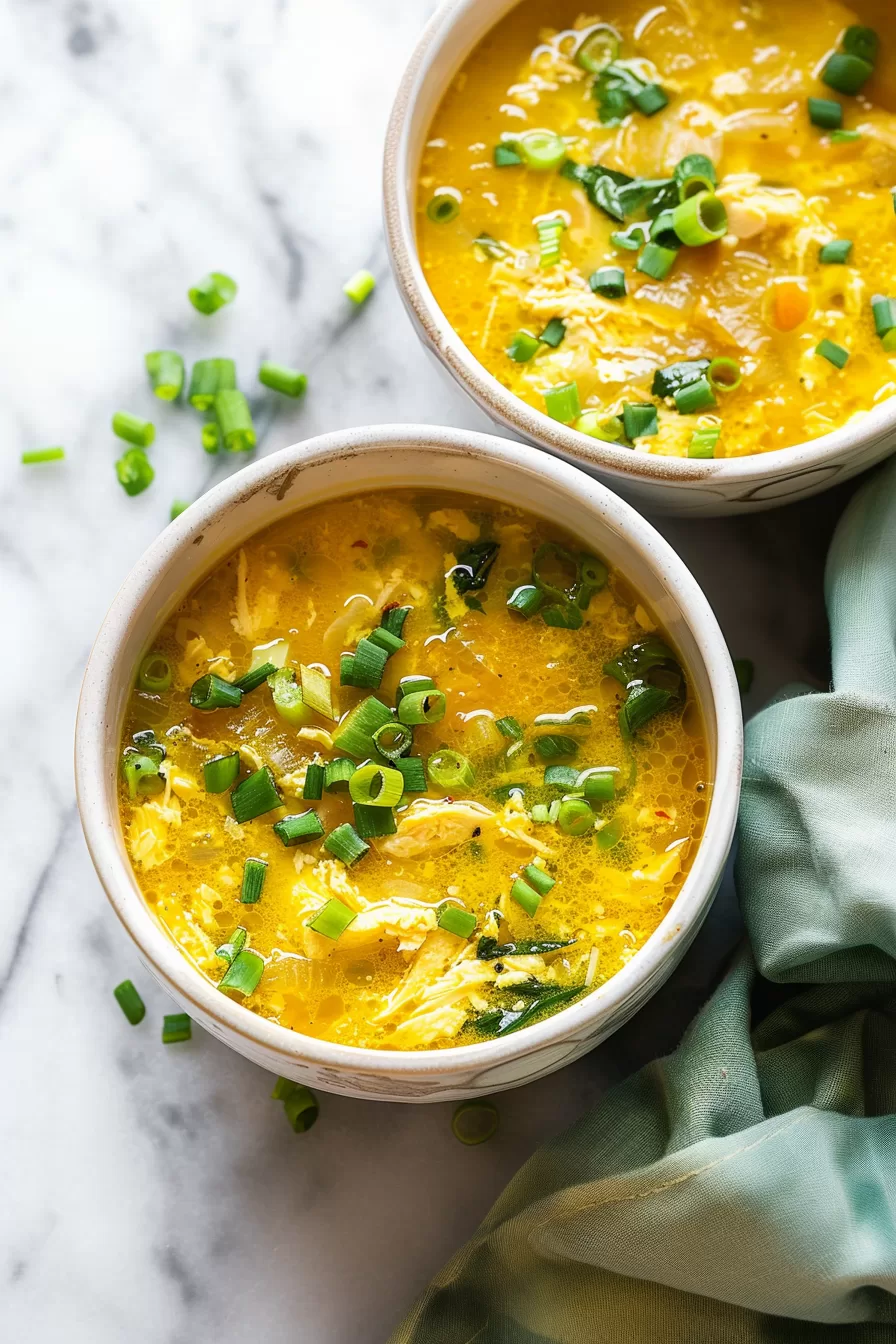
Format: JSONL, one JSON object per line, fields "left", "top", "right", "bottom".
{"left": 76, "top": 425, "right": 741, "bottom": 1102}
{"left": 383, "top": 0, "right": 896, "bottom": 516}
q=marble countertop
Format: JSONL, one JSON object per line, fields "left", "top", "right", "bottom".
{"left": 1, "top": 1, "right": 855, "bottom": 1339}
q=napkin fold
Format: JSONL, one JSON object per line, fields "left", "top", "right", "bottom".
{"left": 392, "top": 458, "right": 896, "bottom": 1342}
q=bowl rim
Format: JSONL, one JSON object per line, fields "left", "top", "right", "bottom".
{"left": 75, "top": 423, "right": 743, "bottom": 1080}
{"left": 382, "top": 0, "right": 896, "bottom": 493}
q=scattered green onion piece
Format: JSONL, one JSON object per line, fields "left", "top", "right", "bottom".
{"left": 507, "top": 584, "right": 545, "bottom": 617}
{"left": 518, "top": 128, "right": 566, "bottom": 171}
{"left": 324, "top": 823, "right": 369, "bottom": 866}
{"left": 428, "top": 748, "right": 475, "bottom": 790}
{"left": 258, "top": 362, "right": 307, "bottom": 397}
{"left": 531, "top": 803, "right": 551, "bottom": 823}
{"left": 145, "top": 350, "right": 184, "bottom": 401}
{"left": 396, "top": 674, "right": 436, "bottom": 703}
{"left": 872, "top": 294, "right": 896, "bottom": 340}
{"left": 333, "top": 694, "right": 394, "bottom": 759}
{"left": 308, "top": 898, "right": 356, "bottom": 941}
{"left": 215, "top": 389, "right": 256, "bottom": 453}
{"left": 273, "top": 810, "right": 325, "bottom": 846}
{"left": 632, "top": 82, "right": 669, "bottom": 116}
{"left": 268, "top": 667, "right": 312, "bottom": 728}
{"left": 427, "top": 191, "right": 461, "bottom": 223}
{"left": 819, "top": 239, "right": 853, "bottom": 264}
{"left": 558, "top": 798, "right": 594, "bottom": 836}
{"left": 188, "top": 271, "right": 237, "bottom": 314}
{"left": 734, "top": 657, "right": 755, "bottom": 693}
{"left": 816, "top": 338, "right": 850, "bottom": 368}
{"left": 372, "top": 722, "right": 413, "bottom": 761}
{"left": 637, "top": 242, "right": 677, "bottom": 280}
{"left": 511, "top": 878, "right": 542, "bottom": 917}
{"left": 574, "top": 411, "right": 625, "bottom": 442}
{"left": 215, "top": 927, "right": 247, "bottom": 964}
{"left": 651, "top": 359, "right": 710, "bottom": 398}
{"left": 349, "top": 763, "right": 404, "bottom": 807}
{"left": 283, "top": 1084, "right": 320, "bottom": 1133}
{"left": 112, "top": 411, "right": 155, "bottom": 447}
{"left": 271, "top": 1076, "right": 295, "bottom": 1101}
{"left": 120, "top": 750, "right": 163, "bottom": 801}
{"left": 231, "top": 766, "right": 281, "bottom": 823}
{"left": 347, "top": 637, "right": 388, "bottom": 689}
{"left": 541, "top": 602, "right": 583, "bottom": 630}
{"left": 381, "top": 605, "right": 411, "bottom": 638}
{"left": 115, "top": 448, "right": 155, "bottom": 496}
{"left": 830, "top": 129, "right": 861, "bottom": 142}
{"left": 239, "top": 858, "right": 268, "bottom": 905}
{"left": 219, "top": 949, "right": 265, "bottom": 995}
{"left": 367, "top": 626, "right": 404, "bottom": 657}
{"left": 539, "top": 318, "right": 567, "bottom": 347}
{"left": 589, "top": 266, "right": 627, "bottom": 299}
{"left": 822, "top": 51, "right": 873, "bottom": 96}
{"left": 202, "top": 421, "right": 221, "bottom": 454}
{"left": 170, "top": 499, "right": 189, "bottom": 520}
{"left": 233, "top": 662, "right": 275, "bottom": 695}
{"left": 534, "top": 708, "right": 591, "bottom": 728}
{"left": 303, "top": 762, "right": 325, "bottom": 800}
{"left": 707, "top": 357, "right": 742, "bottom": 391}
{"left": 507, "top": 329, "right": 540, "bottom": 362}
{"left": 548, "top": 800, "right": 561, "bottom": 823}
{"left": 623, "top": 403, "right": 658, "bottom": 438}
{"left": 189, "top": 672, "right": 242, "bottom": 711}
{"left": 543, "top": 381, "right": 581, "bottom": 423}
{"left": 808, "top": 96, "right": 843, "bottom": 130}
{"left": 162, "top": 1013, "right": 192, "bottom": 1043}
{"left": 576, "top": 554, "right": 608, "bottom": 608}
{"left": 137, "top": 651, "right": 172, "bottom": 693}
{"left": 397, "top": 689, "right": 447, "bottom": 726}
{"left": 353, "top": 802, "right": 397, "bottom": 838}
{"left": 340, "top": 653, "right": 356, "bottom": 686}
{"left": 494, "top": 143, "right": 523, "bottom": 167}
{"left": 536, "top": 217, "right": 566, "bottom": 267}
{"left": 438, "top": 905, "right": 477, "bottom": 938}
{"left": 610, "top": 221, "right": 650, "bottom": 251}
{"left": 575, "top": 23, "right": 620, "bottom": 73}
{"left": 619, "top": 684, "right": 674, "bottom": 738}
{"left": 674, "top": 153, "right": 717, "bottom": 201}
{"left": 300, "top": 664, "right": 334, "bottom": 719}
{"left": 132, "top": 729, "right": 164, "bottom": 758}
{"left": 393, "top": 756, "right": 427, "bottom": 793}
{"left": 188, "top": 357, "right": 236, "bottom": 410}
{"left": 203, "top": 751, "right": 241, "bottom": 793}
{"left": 21, "top": 446, "right": 65, "bottom": 464}
{"left": 674, "top": 377, "right": 716, "bottom": 414}
{"left": 580, "top": 768, "right": 616, "bottom": 802}
{"left": 535, "top": 735, "right": 579, "bottom": 761}
{"left": 544, "top": 764, "right": 579, "bottom": 788}
{"left": 524, "top": 864, "right": 555, "bottom": 896}
{"left": 113, "top": 980, "right": 146, "bottom": 1025}
{"left": 496, "top": 716, "right": 522, "bottom": 740}
{"left": 343, "top": 268, "right": 376, "bottom": 304}
{"left": 671, "top": 190, "right": 727, "bottom": 245}
{"left": 597, "top": 816, "right": 624, "bottom": 850}
{"left": 688, "top": 427, "right": 720, "bottom": 459}
{"left": 325, "top": 757, "right": 356, "bottom": 792}
{"left": 842, "top": 25, "right": 880, "bottom": 64}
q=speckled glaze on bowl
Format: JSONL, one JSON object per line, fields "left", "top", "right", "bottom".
{"left": 383, "top": 0, "right": 896, "bottom": 517}
{"left": 75, "top": 425, "right": 741, "bottom": 1102}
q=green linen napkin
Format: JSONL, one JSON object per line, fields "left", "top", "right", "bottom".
{"left": 392, "top": 459, "right": 896, "bottom": 1342}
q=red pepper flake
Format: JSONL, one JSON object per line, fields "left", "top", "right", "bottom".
{"left": 351, "top": 539, "right": 368, "bottom": 549}
{"left": 655, "top": 810, "right": 671, "bottom": 820}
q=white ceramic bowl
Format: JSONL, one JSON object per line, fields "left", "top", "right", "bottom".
{"left": 383, "top": 0, "right": 896, "bottom": 517}
{"left": 76, "top": 425, "right": 742, "bottom": 1102}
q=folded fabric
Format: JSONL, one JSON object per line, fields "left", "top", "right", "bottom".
{"left": 392, "top": 458, "right": 896, "bottom": 1343}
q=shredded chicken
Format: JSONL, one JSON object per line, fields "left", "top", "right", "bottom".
{"left": 381, "top": 799, "right": 495, "bottom": 858}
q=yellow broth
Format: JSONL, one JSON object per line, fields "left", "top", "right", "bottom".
{"left": 119, "top": 491, "right": 708, "bottom": 1050}
{"left": 417, "top": 0, "right": 896, "bottom": 458}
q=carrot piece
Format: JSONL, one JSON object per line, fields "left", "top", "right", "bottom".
{"left": 771, "top": 279, "right": 811, "bottom": 332}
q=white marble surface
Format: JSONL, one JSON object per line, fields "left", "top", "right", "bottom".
{"left": 0, "top": 1, "right": 860, "bottom": 1340}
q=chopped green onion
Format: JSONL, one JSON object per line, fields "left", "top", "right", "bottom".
{"left": 240, "top": 858, "right": 268, "bottom": 904}
{"left": 674, "top": 377, "right": 716, "bottom": 413}
{"left": 652, "top": 359, "right": 710, "bottom": 398}
{"left": 830, "top": 129, "right": 861, "bottom": 142}
{"left": 576, "top": 554, "right": 608, "bottom": 608}
{"left": 112, "top": 411, "right": 155, "bottom": 447}
{"left": 268, "top": 667, "right": 312, "bottom": 727}
{"left": 325, "top": 757, "right": 356, "bottom": 792}
{"left": 507, "top": 330, "right": 540, "bottom": 362}
{"left": 21, "top": 446, "right": 65, "bottom": 464}
{"left": 822, "top": 51, "right": 872, "bottom": 96}
{"left": 574, "top": 411, "right": 625, "bottom": 442}
{"left": 637, "top": 242, "right": 677, "bottom": 280}
{"left": 622, "top": 403, "right": 658, "bottom": 438}
{"left": 438, "top": 905, "right": 477, "bottom": 938}
{"left": 273, "top": 810, "right": 325, "bottom": 846}
{"left": 113, "top": 980, "right": 146, "bottom": 1025}
{"left": 819, "top": 239, "right": 853, "bottom": 264}
{"left": 170, "top": 499, "right": 189, "bottom": 520}
{"left": 219, "top": 948, "right": 265, "bottom": 995}
{"left": 518, "top": 128, "right": 566, "bottom": 171}
{"left": 202, "top": 421, "right": 221, "bottom": 454}
{"left": 397, "top": 689, "right": 447, "bottom": 726}
{"left": 507, "top": 584, "right": 545, "bottom": 617}
{"left": 597, "top": 816, "right": 624, "bottom": 850}
{"left": 215, "top": 389, "right": 256, "bottom": 453}
{"left": 137, "top": 651, "right": 172, "bottom": 693}
{"left": 428, "top": 749, "right": 475, "bottom": 790}
{"left": 189, "top": 672, "right": 242, "bottom": 711}
{"left": 688, "top": 427, "right": 720, "bottom": 459}
{"left": 674, "top": 153, "right": 717, "bottom": 201}
{"left": 393, "top": 756, "right": 427, "bottom": 793}
{"left": 494, "top": 142, "right": 523, "bottom": 167}
{"left": 872, "top": 295, "right": 896, "bottom": 350}
{"left": 120, "top": 750, "right": 163, "bottom": 801}
{"left": 619, "top": 684, "right": 674, "bottom": 737}
{"left": 558, "top": 798, "right": 594, "bottom": 836}
{"left": 450, "top": 540, "right": 499, "bottom": 595}
{"left": 539, "top": 318, "right": 566, "bottom": 347}
{"left": 672, "top": 191, "right": 727, "bottom": 245}
{"left": 215, "top": 927, "right": 247, "bottom": 964}
{"left": 579, "top": 768, "right": 616, "bottom": 803}
{"left": 162, "top": 1013, "right": 192, "bottom": 1043}
{"left": 535, "top": 735, "right": 578, "bottom": 760}
{"left": 397, "top": 674, "right": 436, "bottom": 703}
{"left": 534, "top": 708, "right": 591, "bottom": 728}
{"left": 427, "top": 191, "right": 461, "bottom": 223}
{"left": 633, "top": 83, "right": 669, "bottom": 116}
{"left": 589, "top": 266, "right": 627, "bottom": 299}
{"left": 842, "top": 25, "right": 880, "bottom": 64}
{"left": 300, "top": 664, "right": 334, "bottom": 718}
{"left": 734, "top": 657, "right": 755, "bottom": 693}
{"left": 536, "top": 217, "right": 566, "bottom": 267}
{"left": 271, "top": 1076, "right": 295, "bottom": 1101}
{"left": 115, "top": 448, "right": 155, "bottom": 496}
{"left": 610, "top": 222, "right": 650, "bottom": 251}
{"left": 816, "top": 338, "right": 849, "bottom": 368}
{"left": 303, "top": 762, "right": 325, "bottom": 800}
{"left": 372, "top": 721, "right": 413, "bottom": 761}
{"left": 531, "top": 804, "right": 551, "bottom": 823}
{"left": 132, "top": 728, "right": 164, "bottom": 758}
{"left": 353, "top": 802, "right": 398, "bottom": 837}
{"left": 333, "top": 694, "right": 394, "bottom": 759}
{"left": 232, "top": 766, "right": 281, "bottom": 823}
{"left": 203, "top": 751, "right": 241, "bottom": 793}
{"left": 145, "top": 350, "right": 184, "bottom": 401}
{"left": 575, "top": 23, "right": 620, "bottom": 73}
{"left": 188, "top": 271, "right": 237, "bottom": 315}
{"left": 343, "top": 268, "right": 376, "bottom": 304}
{"left": 511, "top": 878, "right": 542, "bottom": 917}
{"left": 543, "top": 381, "right": 581, "bottom": 423}
{"left": 277, "top": 1082, "right": 320, "bottom": 1133}
{"left": 524, "top": 864, "right": 555, "bottom": 896}
{"left": 340, "top": 653, "right": 356, "bottom": 686}
{"left": 188, "top": 357, "right": 236, "bottom": 410}
{"left": 349, "top": 763, "right": 404, "bottom": 807}
{"left": 348, "top": 637, "right": 389, "bottom": 689}
{"left": 496, "top": 716, "right": 522, "bottom": 740}
{"left": 308, "top": 898, "right": 356, "bottom": 940}
{"left": 323, "top": 822, "right": 369, "bottom": 866}
{"left": 381, "top": 605, "right": 411, "bottom": 638}
{"left": 544, "top": 764, "right": 579, "bottom": 788}
{"left": 707, "top": 357, "right": 741, "bottom": 391}
{"left": 808, "top": 96, "right": 843, "bottom": 129}
{"left": 233, "top": 662, "right": 277, "bottom": 696}
{"left": 541, "top": 602, "right": 583, "bottom": 630}
{"left": 367, "top": 626, "right": 404, "bottom": 657}
{"left": 548, "top": 800, "right": 561, "bottom": 823}
{"left": 258, "top": 362, "right": 308, "bottom": 397}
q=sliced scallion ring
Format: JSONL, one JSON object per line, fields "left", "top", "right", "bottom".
{"left": 451, "top": 1099, "right": 499, "bottom": 1145}
{"left": 348, "top": 762, "right": 405, "bottom": 808}
{"left": 372, "top": 721, "right": 413, "bottom": 760}
{"left": 137, "top": 651, "right": 172, "bottom": 693}
{"left": 707, "top": 357, "right": 741, "bottom": 391}
{"left": 574, "top": 23, "right": 620, "bottom": 73}
{"left": 428, "top": 748, "right": 475, "bottom": 791}
{"left": 517, "top": 128, "right": 567, "bottom": 172}
{"left": 671, "top": 190, "right": 728, "bottom": 246}
{"left": 427, "top": 190, "right": 461, "bottom": 223}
